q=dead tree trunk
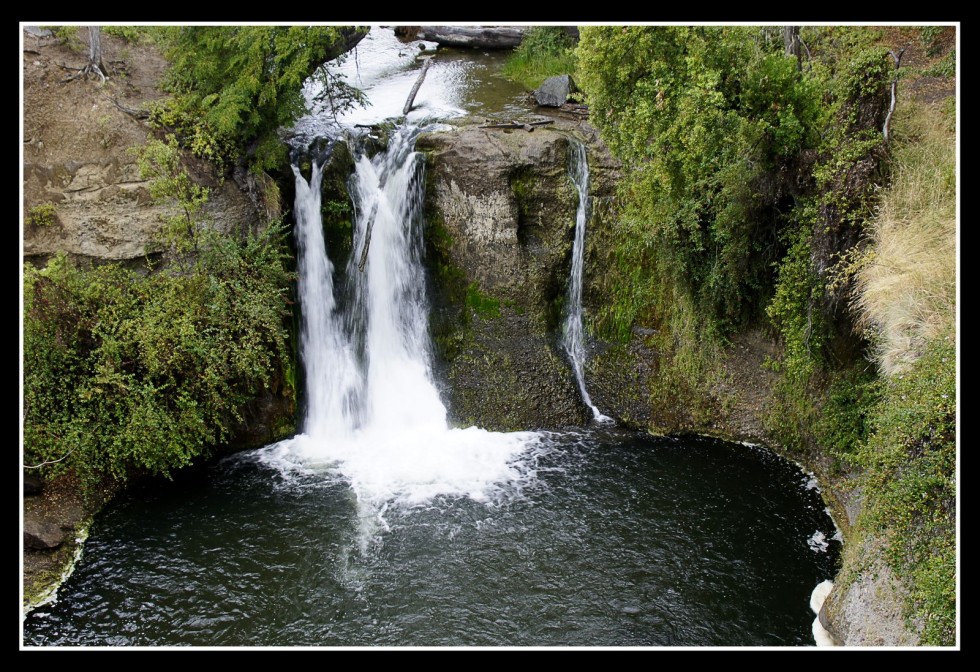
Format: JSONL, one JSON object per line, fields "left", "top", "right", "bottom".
{"left": 883, "top": 47, "right": 906, "bottom": 143}
{"left": 88, "top": 27, "right": 104, "bottom": 73}
{"left": 403, "top": 56, "right": 433, "bottom": 116}
{"left": 63, "top": 26, "right": 107, "bottom": 83}
{"left": 783, "top": 26, "right": 802, "bottom": 69}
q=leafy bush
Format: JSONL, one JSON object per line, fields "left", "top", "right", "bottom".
{"left": 102, "top": 25, "right": 146, "bottom": 43}
{"left": 132, "top": 134, "right": 210, "bottom": 260}
{"left": 23, "top": 223, "right": 294, "bottom": 495}
{"left": 577, "top": 26, "right": 830, "bottom": 336}
{"left": 24, "top": 133, "right": 296, "bottom": 496}
{"left": 26, "top": 203, "right": 58, "bottom": 228}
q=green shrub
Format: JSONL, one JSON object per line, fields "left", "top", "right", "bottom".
{"left": 102, "top": 26, "right": 146, "bottom": 43}
{"left": 23, "top": 223, "right": 295, "bottom": 496}
{"left": 26, "top": 203, "right": 58, "bottom": 228}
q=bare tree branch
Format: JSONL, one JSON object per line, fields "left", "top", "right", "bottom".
{"left": 883, "top": 47, "right": 907, "bottom": 143}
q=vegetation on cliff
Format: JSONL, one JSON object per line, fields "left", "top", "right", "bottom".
{"left": 149, "top": 25, "right": 367, "bottom": 173}
{"left": 23, "top": 145, "right": 295, "bottom": 495}
{"left": 23, "top": 25, "right": 373, "bottom": 498}
{"left": 574, "top": 25, "right": 956, "bottom": 645}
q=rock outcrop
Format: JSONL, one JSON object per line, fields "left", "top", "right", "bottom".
{"left": 821, "top": 535, "right": 923, "bottom": 646}
{"left": 24, "top": 521, "right": 65, "bottom": 550}
{"left": 416, "top": 117, "right": 634, "bottom": 430}
{"left": 533, "top": 75, "right": 578, "bottom": 107}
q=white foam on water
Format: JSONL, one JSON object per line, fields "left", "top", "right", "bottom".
{"left": 807, "top": 530, "right": 830, "bottom": 553}
{"left": 810, "top": 579, "right": 837, "bottom": 647}
{"left": 271, "top": 426, "right": 545, "bottom": 509}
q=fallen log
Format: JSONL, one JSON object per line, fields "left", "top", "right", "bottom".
{"left": 478, "top": 119, "right": 555, "bottom": 130}
{"left": 416, "top": 26, "right": 527, "bottom": 49}
{"left": 104, "top": 94, "right": 150, "bottom": 120}
{"left": 403, "top": 56, "right": 433, "bottom": 115}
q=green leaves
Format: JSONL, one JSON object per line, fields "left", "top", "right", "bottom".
{"left": 22, "top": 220, "right": 294, "bottom": 495}
{"left": 578, "top": 26, "right": 826, "bottom": 334}
{"left": 134, "top": 134, "right": 210, "bottom": 260}
{"left": 154, "top": 26, "right": 367, "bottom": 172}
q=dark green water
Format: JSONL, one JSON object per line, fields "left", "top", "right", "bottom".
{"left": 22, "top": 428, "right": 840, "bottom": 648}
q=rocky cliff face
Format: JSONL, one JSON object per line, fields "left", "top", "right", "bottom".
{"left": 416, "top": 118, "right": 633, "bottom": 430}
{"left": 22, "top": 33, "right": 262, "bottom": 270}
{"left": 22, "top": 29, "right": 293, "bottom": 451}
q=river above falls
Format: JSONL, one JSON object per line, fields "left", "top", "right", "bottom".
{"left": 291, "top": 25, "right": 532, "bottom": 143}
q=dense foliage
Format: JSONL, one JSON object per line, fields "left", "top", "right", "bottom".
{"left": 24, "top": 130, "right": 296, "bottom": 495}
{"left": 149, "top": 26, "right": 367, "bottom": 172}
{"left": 23, "top": 230, "right": 294, "bottom": 495}
{"left": 575, "top": 25, "right": 956, "bottom": 645}
{"left": 577, "top": 26, "right": 887, "bottom": 338}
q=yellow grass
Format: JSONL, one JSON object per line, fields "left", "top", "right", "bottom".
{"left": 853, "top": 99, "right": 957, "bottom": 376}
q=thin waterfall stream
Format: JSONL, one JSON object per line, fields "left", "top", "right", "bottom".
{"left": 563, "top": 140, "right": 612, "bottom": 425}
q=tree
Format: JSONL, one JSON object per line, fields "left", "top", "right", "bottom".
{"left": 153, "top": 26, "right": 368, "bottom": 172}
{"left": 575, "top": 26, "right": 824, "bottom": 331}
{"left": 63, "top": 26, "right": 107, "bottom": 83}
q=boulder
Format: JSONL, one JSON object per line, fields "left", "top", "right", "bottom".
{"left": 533, "top": 75, "right": 578, "bottom": 107}
{"left": 24, "top": 521, "right": 65, "bottom": 550}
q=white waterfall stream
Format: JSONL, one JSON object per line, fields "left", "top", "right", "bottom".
{"left": 562, "top": 140, "right": 612, "bottom": 425}
{"left": 264, "top": 126, "right": 542, "bottom": 517}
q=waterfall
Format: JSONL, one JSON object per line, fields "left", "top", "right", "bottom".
{"left": 290, "top": 157, "right": 362, "bottom": 442}
{"left": 263, "top": 125, "right": 542, "bottom": 515}
{"left": 346, "top": 127, "right": 447, "bottom": 434}
{"left": 562, "top": 140, "right": 612, "bottom": 425}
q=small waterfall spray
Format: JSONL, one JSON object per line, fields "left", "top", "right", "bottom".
{"left": 563, "top": 140, "right": 612, "bottom": 424}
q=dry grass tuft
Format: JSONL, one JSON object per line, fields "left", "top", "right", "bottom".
{"left": 853, "top": 99, "right": 957, "bottom": 376}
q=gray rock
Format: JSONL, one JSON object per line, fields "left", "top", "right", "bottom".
{"left": 24, "top": 26, "right": 54, "bottom": 37}
{"left": 534, "top": 75, "right": 578, "bottom": 108}
{"left": 24, "top": 521, "right": 65, "bottom": 550}
{"left": 821, "top": 534, "right": 923, "bottom": 645}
